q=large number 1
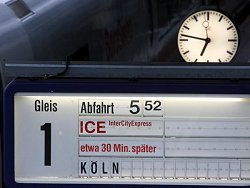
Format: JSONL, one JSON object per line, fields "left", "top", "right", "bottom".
{"left": 41, "top": 123, "right": 51, "bottom": 166}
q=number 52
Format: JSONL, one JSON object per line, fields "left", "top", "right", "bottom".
{"left": 129, "top": 100, "right": 162, "bottom": 114}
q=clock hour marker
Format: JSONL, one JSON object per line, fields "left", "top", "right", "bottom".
{"left": 194, "top": 59, "right": 198, "bottom": 62}
{"left": 183, "top": 51, "right": 190, "bottom": 55}
{"left": 228, "top": 39, "right": 237, "bottom": 42}
{"left": 207, "top": 12, "right": 210, "bottom": 21}
{"left": 227, "top": 51, "right": 233, "bottom": 55}
{"left": 193, "top": 15, "right": 198, "bottom": 22}
{"left": 183, "top": 25, "right": 190, "bottom": 30}
{"left": 218, "top": 59, "right": 222, "bottom": 62}
{"left": 227, "top": 26, "right": 233, "bottom": 30}
{"left": 180, "top": 39, "right": 188, "bottom": 41}
{"left": 219, "top": 15, "right": 223, "bottom": 22}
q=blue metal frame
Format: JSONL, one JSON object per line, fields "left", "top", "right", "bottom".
{"left": 3, "top": 79, "right": 250, "bottom": 188}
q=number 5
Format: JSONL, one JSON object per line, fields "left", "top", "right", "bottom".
{"left": 129, "top": 100, "right": 140, "bottom": 114}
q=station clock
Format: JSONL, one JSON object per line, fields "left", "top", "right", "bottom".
{"left": 178, "top": 10, "right": 239, "bottom": 63}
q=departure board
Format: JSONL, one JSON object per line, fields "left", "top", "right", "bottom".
{"left": 13, "top": 93, "right": 250, "bottom": 185}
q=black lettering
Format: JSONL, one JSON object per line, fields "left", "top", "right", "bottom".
{"left": 80, "top": 102, "right": 114, "bottom": 114}
{"left": 91, "top": 102, "right": 96, "bottom": 113}
{"left": 112, "top": 162, "right": 119, "bottom": 174}
{"left": 53, "top": 103, "right": 57, "bottom": 112}
{"left": 80, "top": 102, "right": 86, "bottom": 113}
{"left": 35, "top": 100, "right": 41, "bottom": 111}
{"left": 81, "top": 162, "right": 87, "bottom": 174}
{"left": 44, "top": 102, "right": 49, "bottom": 111}
{"left": 102, "top": 162, "right": 108, "bottom": 174}
{"left": 91, "top": 161, "right": 98, "bottom": 174}
{"left": 111, "top": 103, "right": 114, "bottom": 114}
{"left": 35, "top": 100, "right": 57, "bottom": 112}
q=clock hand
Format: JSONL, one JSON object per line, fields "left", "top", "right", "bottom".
{"left": 205, "top": 27, "right": 208, "bottom": 38}
{"left": 200, "top": 19, "right": 211, "bottom": 56}
{"left": 200, "top": 38, "right": 211, "bottom": 56}
{"left": 181, "top": 34, "right": 207, "bottom": 41}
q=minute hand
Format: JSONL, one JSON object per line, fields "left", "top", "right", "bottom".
{"left": 181, "top": 34, "right": 207, "bottom": 41}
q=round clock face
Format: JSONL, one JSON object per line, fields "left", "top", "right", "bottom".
{"left": 178, "top": 10, "right": 239, "bottom": 63}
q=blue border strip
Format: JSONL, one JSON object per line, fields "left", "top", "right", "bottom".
{"left": 3, "top": 79, "right": 250, "bottom": 188}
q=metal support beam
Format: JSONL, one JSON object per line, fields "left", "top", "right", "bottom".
{"left": 2, "top": 61, "right": 250, "bottom": 86}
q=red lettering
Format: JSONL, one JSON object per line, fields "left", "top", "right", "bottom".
{"left": 97, "top": 121, "right": 106, "bottom": 133}
{"left": 80, "top": 121, "right": 106, "bottom": 134}
{"left": 81, "top": 144, "right": 99, "bottom": 152}
{"left": 80, "top": 121, "right": 84, "bottom": 133}
{"left": 85, "top": 121, "right": 96, "bottom": 133}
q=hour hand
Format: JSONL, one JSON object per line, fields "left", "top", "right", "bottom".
{"left": 200, "top": 38, "right": 211, "bottom": 56}
{"left": 181, "top": 34, "right": 207, "bottom": 41}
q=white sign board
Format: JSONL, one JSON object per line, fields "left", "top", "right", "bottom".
{"left": 14, "top": 93, "right": 250, "bottom": 185}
